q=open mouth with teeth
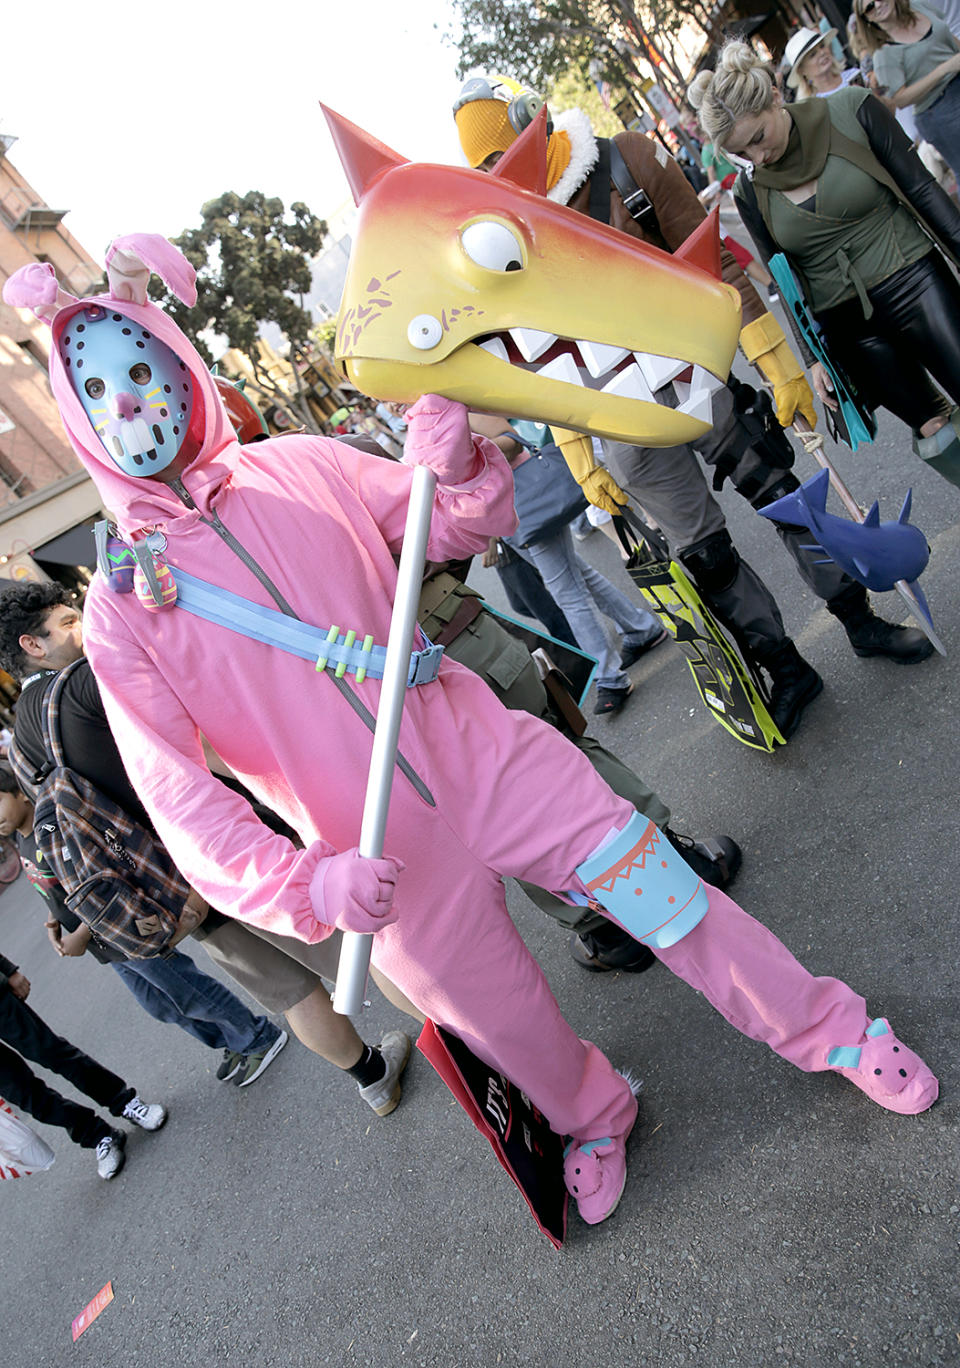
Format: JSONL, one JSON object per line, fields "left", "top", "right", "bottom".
{"left": 472, "top": 328, "right": 726, "bottom": 428}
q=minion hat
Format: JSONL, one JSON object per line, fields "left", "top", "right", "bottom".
{"left": 783, "top": 27, "right": 838, "bottom": 87}
{"left": 454, "top": 73, "right": 570, "bottom": 190}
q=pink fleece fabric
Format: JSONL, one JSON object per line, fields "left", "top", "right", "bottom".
{"left": 29, "top": 246, "right": 640, "bottom": 1142}
{"left": 22, "top": 239, "right": 888, "bottom": 1143}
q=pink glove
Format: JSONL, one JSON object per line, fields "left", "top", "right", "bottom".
{"left": 403, "top": 394, "right": 481, "bottom": 486}
{"left": 309, "top": 848, "right": 405, "bottom": 934}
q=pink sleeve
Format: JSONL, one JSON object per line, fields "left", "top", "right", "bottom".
{"left": 327, "top": 433, "right": 517, "bottom": 560}
{"left": 83, "top": 590, "right": 335, "bottom": 945}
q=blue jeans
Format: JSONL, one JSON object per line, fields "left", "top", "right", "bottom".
{"left": 510, "top": 525, "right": 661, "bottom": 689}
{"left": 111, "top": 949, "right": 277, "bottom": 1054}
{"left": 916, "top": 76, "right": 960, "bottom": 183}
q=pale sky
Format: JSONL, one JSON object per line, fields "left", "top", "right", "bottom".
{"left": 3, "top": 0, "right": 469, "bottom": 262}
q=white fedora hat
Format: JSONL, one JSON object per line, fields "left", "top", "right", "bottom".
{"left": 784, "top": 27, "right": 838, "bottom": 87}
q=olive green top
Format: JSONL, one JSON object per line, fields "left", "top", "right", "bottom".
{"left": 764, "top": 87, "right": 931, "bottom": 312}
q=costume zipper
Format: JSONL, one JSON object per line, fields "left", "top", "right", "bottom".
{"left": 169, "top": 479, "right": 435, "bottom": 806}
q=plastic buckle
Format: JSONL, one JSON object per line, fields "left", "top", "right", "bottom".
{"left": 406, "top": 643, "right": 444, "bottom": 687}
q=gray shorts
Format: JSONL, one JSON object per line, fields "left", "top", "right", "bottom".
{"left": 196, "top": 917, "right": 343, "bottom": 1014}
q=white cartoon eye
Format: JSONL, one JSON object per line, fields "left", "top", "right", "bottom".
{"left": 461, "top": 221, "right": 524, "bottom": 272}
{"left": 407, "top": 315, "right": 443, "bottom": 350}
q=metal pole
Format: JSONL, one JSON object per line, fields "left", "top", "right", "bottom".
{"left": 332, "top": 463, "right": 437, "bottom": 1015}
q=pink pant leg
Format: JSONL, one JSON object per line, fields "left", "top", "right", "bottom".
{"left": 654, "top": 887, "right": 870, "bottom": 1073}
{"left": 373, "top": 864, "right": 637, "bottom": 1145}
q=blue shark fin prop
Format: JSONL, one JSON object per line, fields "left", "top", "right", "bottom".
{"left": 758, "top": 470, "right": 931, "bottom": 594}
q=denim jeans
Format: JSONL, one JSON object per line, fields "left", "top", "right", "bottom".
{"left": 509, "top": 524, "right": 661, "bottom": 689}
{"left": 916, "top": 76, "right": 960, "bottom": 183}
{"left": 111, "top": 949, "right": 277, "bottom": 1054}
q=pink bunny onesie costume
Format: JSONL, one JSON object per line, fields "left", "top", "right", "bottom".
{"left": 2, "top": 237, "right": 936, "bottom": 1225}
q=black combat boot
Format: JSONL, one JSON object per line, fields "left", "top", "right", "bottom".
{"left": 827, "top": 583, "right": 934, "bottom": 665}
{"left": 569, "top": 829, "right": 742, "bottom": 972}
{"left": 756, "top": 640, "right": 823, "bottom": 740}
{"left": 663, "top": 829, "right": 742, "bottom": 885}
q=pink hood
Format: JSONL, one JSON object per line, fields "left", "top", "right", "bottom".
{"left": 48, "top": 299, "right": 238, "bottom": 537}
{"left": 5, "top": 234, "right": 238, "bottom": 537}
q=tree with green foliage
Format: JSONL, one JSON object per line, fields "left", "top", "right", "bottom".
{"left": 450, "top": 0, "right": 717, "bottom": 109}
{"left": 149, "top": 191, "right": 329, "bottom": 433}
{"left": 546, "top": 69, "right": 630, "bottom": 137}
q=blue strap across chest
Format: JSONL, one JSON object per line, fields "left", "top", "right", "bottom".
{"left": 169, "top": 567, "right": 443, "bottom": 687}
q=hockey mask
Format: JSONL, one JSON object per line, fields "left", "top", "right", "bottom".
{"left": 60, "top": 305, "right": 196, "bottom": 477}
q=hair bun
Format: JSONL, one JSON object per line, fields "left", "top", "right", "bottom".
{"left": 719, "top": 40, "right": 762, "bottom": 76}
{"left": 686, "top": 71, "right": 711, "bottom": 111}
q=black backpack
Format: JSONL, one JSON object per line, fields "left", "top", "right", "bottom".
{"left": 8, "top": 661, "right": 199, "bottom": 958}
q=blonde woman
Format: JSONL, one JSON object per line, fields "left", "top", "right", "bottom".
{"left": 688, "top": 41, "right": 960, "bottom": 489}
{"left": 784, "top": 26, "right": 862, "bottom": 96}
{"left": 854, "top": 0, "right": 960, "bottom": 178}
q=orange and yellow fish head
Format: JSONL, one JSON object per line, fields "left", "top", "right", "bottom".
{"left": 324, "top": 106, "right": 741, "bottom": 447}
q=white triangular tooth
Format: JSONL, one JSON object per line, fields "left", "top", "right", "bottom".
{"left": 600, "top": 363, "right": 655, "bottom": 403}
{"left": 576, "top": 340, "right": 630, "bottom": 378}
{"left": 673, "top": 379, "right": 692, "bottom": 409}
{"left": 477, "top": 336, "right": 509, "bottom": 362}
{"left": 635, "top": 352, "right": 687, "bottom": 391}
{"left": 537, "top": 353, "right": 584, "bottom": 387}
{"left": 678, "top": 390, "right": 714, "bottom": 426}
{"left": 692, "top": 365, "right": 725, "bottom": 395}
{"left": 511, "top": 327, "right": 555, "bottom": 361}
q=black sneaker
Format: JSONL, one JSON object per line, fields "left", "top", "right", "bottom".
{"left": 593, "top": 681, "right": 634, "bottom": 716}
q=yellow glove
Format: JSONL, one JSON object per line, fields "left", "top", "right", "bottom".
{"left": 552, "top": 427, "right": 628, "bottom": 515}
{"left": 739, "top": 313, "right": 817, "bottom": 429}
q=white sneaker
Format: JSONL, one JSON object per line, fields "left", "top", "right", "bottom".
{"left": 96, "top": 1131, "right": 126, "bottom": 1180}
{"left": 357, "top": 1030, "right": 412, "bottom": 1117}
{"left": 122, "top": 1096, "right": 168, "bottom": 1131}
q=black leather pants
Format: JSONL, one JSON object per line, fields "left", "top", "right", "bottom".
{"left": 819, "top": 252, "right": 960, "bottom": 432}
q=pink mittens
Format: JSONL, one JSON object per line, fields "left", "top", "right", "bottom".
{"left": 309, "top": 848, "right": 405, "bottom": 934}
{"left": 403, "top": 393, "right": 482, "bottom": 486}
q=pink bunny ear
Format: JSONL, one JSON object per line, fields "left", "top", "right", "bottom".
{"left": 105, "top": 233, "right": 198, "bottom": 307}
{"left": 2, "top": 262, "right": 79, "bottom": 324}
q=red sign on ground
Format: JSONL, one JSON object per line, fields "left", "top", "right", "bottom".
{"left": 71, "top": 1281, "right": 114, "bottom": 1342}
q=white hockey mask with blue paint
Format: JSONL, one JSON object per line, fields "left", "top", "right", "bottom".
{"left": 60, "top": 304, "right": 195, "bottom": 477}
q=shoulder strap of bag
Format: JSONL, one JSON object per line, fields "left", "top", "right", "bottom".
{"left": 588, "top": 139, "right": 613, "bottom": 224}
{"left": 39, "top": 659, "right": 86, "bottom": 773}
{"left": 608, "top": 139, "right": 659, "bottom": 233}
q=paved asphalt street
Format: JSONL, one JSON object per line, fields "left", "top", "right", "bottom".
{"left": 1, "top": 379, "right": 958, "bottom": 1367}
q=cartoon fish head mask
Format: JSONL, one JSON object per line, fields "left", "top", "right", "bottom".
{"left": 60, "top": 304, "right": 196, "bottom": 477}
{"left": 324, "top": 105, "right": 742, "bottom": 447}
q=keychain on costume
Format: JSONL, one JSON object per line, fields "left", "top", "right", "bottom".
{"left": 131, "top": 532, "right": 178, "bottom": 613}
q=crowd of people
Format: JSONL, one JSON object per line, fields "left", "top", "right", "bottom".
{"left": 0, "top": 21, "right": 952, "bottom": 1228}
